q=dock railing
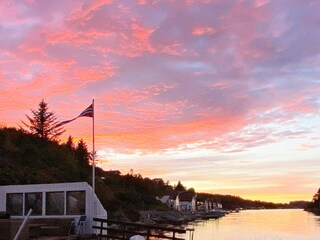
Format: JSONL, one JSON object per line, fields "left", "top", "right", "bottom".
{"left": 93, "top": 217, "right": 194, "bottom": 240}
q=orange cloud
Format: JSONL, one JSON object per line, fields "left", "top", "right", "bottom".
{"left": 89, "top": 112, "right": 245, "bottom": 153}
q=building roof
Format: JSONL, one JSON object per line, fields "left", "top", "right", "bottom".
{"left": 178, "top": 192, "right": 196, "bottom": 202}
{"left": 158, "top": 195, "right": 170, "bottom": 204}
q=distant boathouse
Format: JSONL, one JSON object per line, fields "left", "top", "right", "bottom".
{"left": 0, "top": 182, "right": 107, "bottom": 235}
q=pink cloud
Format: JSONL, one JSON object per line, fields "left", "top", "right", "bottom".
{"left": 255, "top": 0, "right": 270, "bottom": 8}
{"left": 159, "top": 42, "right": 186, "bottom": 56}
{"left": 186, "top": 0, "right": 212, "bottom": 5}
{"left": 192, "top": 27, "right": 216, "bottom": 36}
{"left": 101, "top": 83, "right": 176, "bottom": 106}
{"left": 69, "top": 0, "right": 114, "bottom": 23}
{"left": 111, "top": 22, "right": 156, "bottom": 57}
{"left": 73, "top": 63, "right": 117, "bottom": 83}
{"left": 46, "top": 29, "right": 110, "bottom": 46}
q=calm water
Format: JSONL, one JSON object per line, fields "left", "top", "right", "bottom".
{"left": 184, "top": 209, "right": 320, "bottom": 240}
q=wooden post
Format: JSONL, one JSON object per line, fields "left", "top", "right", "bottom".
{"left": 122, "top": 223, "right": 126, "bottom": 239}
{"left": 99, "top": 220, "right": 103, "bottom": 240}
{"left": 146, "top": 229, "right": 150, "bottom": 240}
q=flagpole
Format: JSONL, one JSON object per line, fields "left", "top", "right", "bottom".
{"left": 92, "top": 99, "right": 95, "bottom": 192}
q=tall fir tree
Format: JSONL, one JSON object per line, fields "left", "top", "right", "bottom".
{"left": 312, "top": 188, "right": 320, "bottom": 206}
{"left": 75, "top": 139, "right": 91, "bottom": 180}
{"left": 22, "top": 100, "right": 65, "bottom": 140}
{"left": 174, "top": 180, "right": 186, "bottom": 192}
{"left": 65, "top": 135, "right": 75, "bottom": 151}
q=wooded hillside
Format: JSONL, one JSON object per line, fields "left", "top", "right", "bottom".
{"left": 0, "top": 127, "right": 310, "bottom": 222}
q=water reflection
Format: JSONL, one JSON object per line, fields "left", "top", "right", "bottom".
{"left": 185, "top": 209, "right": 320, "bottom": 240}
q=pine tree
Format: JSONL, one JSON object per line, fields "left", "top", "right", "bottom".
{"left": 312, "top": 188, "right": 320, "bottom": 207}
{"left": 174, "top": 180, "right": 186, "bottom": 192}
{"left": 65, "top": 135, "right": 75, "bottom": 151}
{"left": 75, "top": 139, "right": 90, "bottom": 168}
{"left": 22, "top": 100, "right": 65, "bottom": 140}
{"left": 75, "top": 139, "right": 91, "bottom": 180}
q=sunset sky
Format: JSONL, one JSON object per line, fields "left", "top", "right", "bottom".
{"left": 1, "top": 0, "right": 320, "bottom": 203}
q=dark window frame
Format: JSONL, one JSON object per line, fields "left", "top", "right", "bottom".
{"left": 6, "top": 193, "right": 23, "bottom": 216}
{"left": 46, "top": 191, "right": 65, "bottom": 216}
{"left": 66, "top": 191, "right": 86, "bottom": 215}
{"left": 25, "top": 192, "right": 43, "bottom": 216}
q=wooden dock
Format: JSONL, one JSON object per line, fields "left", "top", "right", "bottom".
{"left": 93, "top": 218, "right": 194, "bottom": 240}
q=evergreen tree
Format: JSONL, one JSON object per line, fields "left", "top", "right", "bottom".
{"left": 75, "top": 139, "right": 91, "bottom": 180}
{"left": 312, "top": 188, "right": 320, "bottom": 207}
{"left": 22, "top": 100, "right": 65, "bottom": 140}
{"left": 65, "top": 135, "right": 75, "bottom": 151}
{"left": 174, "top": 180, "right": 186, "bottom": 192}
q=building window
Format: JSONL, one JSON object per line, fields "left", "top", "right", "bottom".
{"left": 67, "top": 191, "right": 85, "bottom": 215}
{"left": 25, "top": 192, "right": 42, "bottom": 216}
{"left": 46, "top": 192, "right": 64, "bottom": 215}
{"left": 6, "top": 193, "right": 23, "bottom": 216}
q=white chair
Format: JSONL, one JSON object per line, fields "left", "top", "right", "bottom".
{"left": 130, "top": 235, "right": 145, "bottom": 240}
{"left": 69, "top": 215, "right": 87, "bottom": 235}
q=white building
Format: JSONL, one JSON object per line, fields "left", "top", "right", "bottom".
{"left": 0, "top": 182, "right": 107, "bottom": 234}
{"left": 175, "top": 192, "right": 197, "bottom": 212}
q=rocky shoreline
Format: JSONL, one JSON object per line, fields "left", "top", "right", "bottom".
{"left": 140, "top": 210, "right": 197, "bottom": 225}
{"left": 139, "top": 209, "right": 226, "bottom": 226}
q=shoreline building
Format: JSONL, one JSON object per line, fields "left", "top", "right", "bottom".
{"left": 0, "top": 182, "right": 107, "bottom": 235}
{"left": 175, "top": 192, "right": 197, "bottom": 212}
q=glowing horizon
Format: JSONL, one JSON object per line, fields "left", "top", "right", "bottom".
{"left": 1, "top": 0, "right": 320, "bottom": 204}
